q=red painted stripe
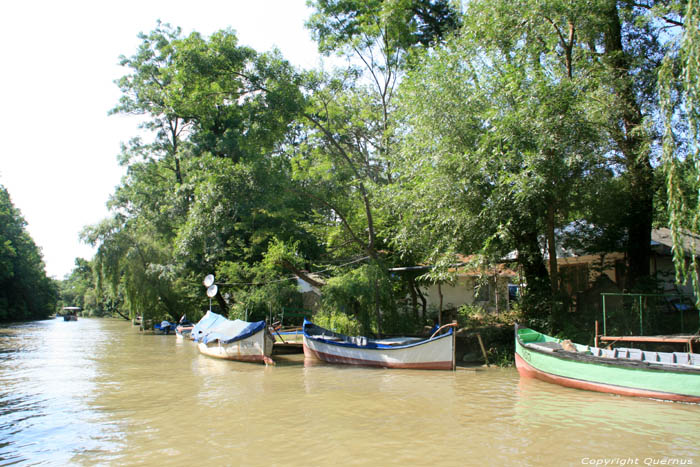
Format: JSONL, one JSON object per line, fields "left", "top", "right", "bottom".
{"left": 303, "top": 344, "right": 453, "bottom": 370}
{"left": 515, "top": 353, "right": 700, "bottom": 403}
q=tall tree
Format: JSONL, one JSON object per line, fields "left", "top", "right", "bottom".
{"left": 390, "top": 25, "right": 606, "bottom": 325}
{"left": 0, "top": 185, "right": 58, "bottom": 321}
{"left": 111, "top": 22, "right": 191, "bottom": 186}
{"left": 298, "top": 0, "right": 462, "bottom": 333}
{"left": 661, "top": 0, "right": 700, "bottom": 300}
{"left": 96, "top": 25, "right": 312, "bottom": 321}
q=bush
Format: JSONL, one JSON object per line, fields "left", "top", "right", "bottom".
{"left": 312, "top": 310, "right": 363, "bottom": 336}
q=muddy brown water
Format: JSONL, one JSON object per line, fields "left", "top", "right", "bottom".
{"left": 0, "top": 318, "right": 699, "bottom": 466}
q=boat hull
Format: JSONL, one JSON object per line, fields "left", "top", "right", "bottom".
{"left": 198, "top": 328, "right": 274, "bottom": 363}
{"left": 175, "top": 325, "right": 193, "bottom": 339}
{"left": 515, "top": 327, "right": 700, "bottom": 403}
{"left": 303, "top": 329, "right": 454, "bottom": 370}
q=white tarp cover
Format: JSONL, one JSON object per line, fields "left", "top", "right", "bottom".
{"left": 190, "top": 311, "right": 226, "bottom": 342}
{"left": 201, "top": 317, "right": 265, "bottom": 345}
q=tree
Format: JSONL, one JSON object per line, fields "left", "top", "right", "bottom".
{"left": 0, "top": 185, "right": 58, "bottom": 321}
{"left": 96, "top": 25, "right": 313, "bottom": 322}
{"left": 390, "top": 29, "right": 606, "bottom": 325}
{"left": 295, "top": 0, "right": 462, "bottom": 333}
{"left": 661, "top": 0, "right": 700, "bottom": 300}
{"left": 111, "top": 22, "right": 191, "bottom": 186}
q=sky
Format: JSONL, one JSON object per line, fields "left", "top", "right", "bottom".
{"left": 0, "top": 0, "right": 324, "bottom": 279}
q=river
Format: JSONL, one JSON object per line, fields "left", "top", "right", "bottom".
{"left": 0, "top": 318, "right": 698, "bottom": 466}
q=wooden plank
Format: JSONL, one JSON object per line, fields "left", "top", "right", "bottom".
{"left": 599, "top": 335, "right": 700, "bottom": 344}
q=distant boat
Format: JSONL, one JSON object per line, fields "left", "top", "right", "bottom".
{"left": 62, "top": 306, "right": 80, "bottom": 321}
{"left": 154, "top": 321, "right": 177, "bottom": 334}
{"left": 175, "top": 323, "right": 194, "bottom": 339}
{"left": 514, "top": 325, "right": 700, "bottom": 403}
{"left": 195, "top": 312, "right": 274, "bottom": 364}
{"left": 174, "top": 315, "right": 194, "bottom": 339}
{"left": 302, "top": 319, "right": 456, "bottom": 370}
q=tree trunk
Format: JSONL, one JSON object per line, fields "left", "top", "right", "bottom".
{"left": 408, "top": 275, "right": 419, "bottom": 319}
{"left": 547, "top": 203, "right": 559, "bottom": 294}
{"left": 215, "top": 291, "right": 228, "bottom": 315}
{"left": 513, "top": 225, "right": 552, "bottom": 323}
{"left": 438, "top": 282, "right": 443, "bottom": 325}
{"left": 601, "top": 0, "right": 653, "bottom": 289}
{"left": 416, "top": 284, "right": 427, "bottom": 320}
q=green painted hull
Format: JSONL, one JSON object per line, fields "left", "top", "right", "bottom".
{"left": 515, "top": 326, "right": 700, "bottom": 403}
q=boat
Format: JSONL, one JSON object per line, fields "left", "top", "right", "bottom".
{"left": 190, "top": 311, "right": 226, "bottom": 342}
{"left": 154, "top": 321, "right": 177, "bottom": 334}
{"left": 514, "top": 325, "right": 700, "bottom": 403}
{"left": 302, "top": 319, "right": 457, "bottom": 370}
{"left": 195, "top": 312, "right": 274, "bottom": 364}
{"left": 175, "top": 315, "right": 194, "bottom": 339}
{"left": 62, "top": 306, "right": 80, "bottom": 321}
{"left": 175, "top": 323, "right": 194, "bottom": 339}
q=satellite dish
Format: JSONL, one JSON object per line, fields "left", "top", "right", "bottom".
{"left": 206, "top": 284, "right": 218, "bottom": 298}
{"left": 203, "top": 274, "right": 215, "bottom": 287}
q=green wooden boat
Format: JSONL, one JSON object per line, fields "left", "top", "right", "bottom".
{"left": 515, "top": 325, "right": 700, "bottom": 403}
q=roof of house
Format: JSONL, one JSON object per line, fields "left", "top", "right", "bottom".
{"left": 651, "top": 227, "right": 700, "bottom": 257}
{"left": 389, "top": 254, "right": 518, "bottom": 278}
{"left": 551, "top": 226, "right": 700, "bottom": 259}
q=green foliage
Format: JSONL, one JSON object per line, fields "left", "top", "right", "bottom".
{"left": 218, "top": 258, "right": 303, "bottom": 323}
{"left": 661, "top": 0, "right": 700, "bottom": 303}
{"left": 0, "top": 185, "right": 58, "bottom": 321}
{"left": 310, "top": 309, "right": 363, "bottom": 336}
{"left": 390, "top": 21, "right": 606, "bottom": 323}
{"left": 307, "top": 0, "right": 461, "bottom": 60}
{"left": 67, "top": 3, "right": 694, "bottom": 339}
{"left": 321, "top": 264, "right": 380, "bottom": 334}
{"left": 87, "top": 25, "right": 314, "bottom": 323}
{"left": 456, "top": 303, "right": 525, "bottom": 330}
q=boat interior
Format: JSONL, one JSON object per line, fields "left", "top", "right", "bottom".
{"left": 524, "top": 339, "right": 700, "bottom": 367}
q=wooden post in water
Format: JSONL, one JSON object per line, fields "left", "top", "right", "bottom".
{"left": 477, "top": 333, "right": 490, "bottom": 367}
{"left": 452, "top": 320, "right": 457, "bottom": 371}
{"left": 594, "top": 320, "right": 599, "bottom": 348}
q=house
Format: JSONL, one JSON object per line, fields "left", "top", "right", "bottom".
{"left": 390, "top": 227, "right": 699, "bottom": 317}
{"left": 556, "top": 227, "right": 700, "bottom": 299}
{"left": 389, "top": 255, "right": 520, "bottom": 315}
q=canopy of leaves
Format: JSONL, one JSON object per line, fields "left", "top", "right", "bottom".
{"left": 0, "top": 185, "right": 58, "bottom": 321}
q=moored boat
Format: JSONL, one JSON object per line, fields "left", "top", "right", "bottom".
{"left": 302, "top": 319, "right": 456, "bottom": 370}
{"left": 175, "top": 323, "right": 194, "bottom": 339}
{"left": 154, "top": 321, "right": 177, "bottom": 334}
{"left": 175, "top": 315, "right": 194, "bottom": 339}
{"left": 190, "top": 311, "right": 226, "bottom": 342}
{"left": 514, "top": 325, "right": 700, "bottom": 403}
{"left": 196, "top": 312, "right": 274, "bottom": 364}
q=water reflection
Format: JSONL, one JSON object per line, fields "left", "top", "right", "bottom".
{"left": 0, "top": 318, "right": 698, "bottom": 466}
{"left": 514, "top": 376, "right": 700, "bottom": 464}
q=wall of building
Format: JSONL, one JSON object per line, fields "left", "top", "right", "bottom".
{"left": 417, "top": 275, "right": 513, "bottom": 312}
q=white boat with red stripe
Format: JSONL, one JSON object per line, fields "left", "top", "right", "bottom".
{"left": 302, "top": 319, "right": 456, "bottom": 370}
